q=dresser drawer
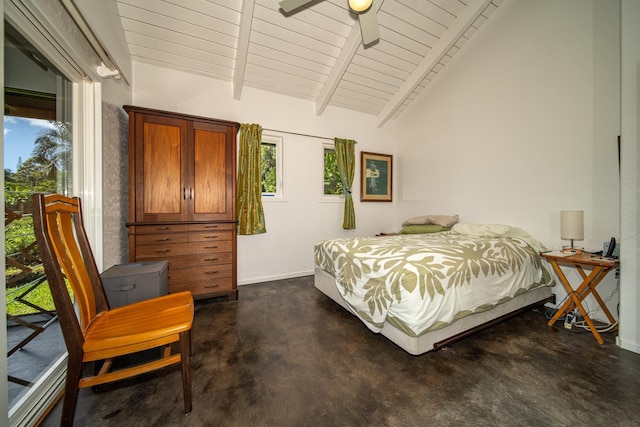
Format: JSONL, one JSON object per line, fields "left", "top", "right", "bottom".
{"left": 188, "top": 231, "right": 232, "bottom": 243}
{"left": 134, "top": 229, "right": 232, "bottom": 245}
{"left": 133, "top": 224, "right": 189, "bottom": 234}
{"left": 169, "top": 263, "right": 233, "bottom": 284}
{"left": 162, "top": 252, "right": 233, "bottom": 269}
{"left": 135, "top": 233, "right": 188, "bottom": 246}
{"left": 188, "top": 223, "right": 235, "bottom": 232}
{"left": 169, "top": 277, "right": 234, "bottom": 295}
{"left": 136, "top": 241, "right": 231, "bottom": 258}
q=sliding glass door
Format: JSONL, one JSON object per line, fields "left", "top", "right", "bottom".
{"left": 4, "top": 19, "right": 73, "bottom": 415}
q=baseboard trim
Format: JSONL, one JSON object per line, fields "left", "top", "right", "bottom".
{"left": 616, "top": 336, "right": 640, "bottom": 354}
{"left": 238, "top": 271, "right": 314, "bottom": 286}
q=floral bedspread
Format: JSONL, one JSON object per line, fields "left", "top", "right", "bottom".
{"left": 314, "top": 231, "right": 553, "bottom": 337}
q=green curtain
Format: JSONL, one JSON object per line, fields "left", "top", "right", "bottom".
{"left": 334, "top": 138, "right": 357, "bottom": 229}
{"left": 237, "top": 123, "right": 266, "bottom": 235}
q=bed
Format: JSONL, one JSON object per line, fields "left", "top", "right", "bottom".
{"left": 314, "top": 223, "right": 555, "bottom": 355}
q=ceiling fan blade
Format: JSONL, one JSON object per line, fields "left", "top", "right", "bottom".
{"left": 279, "top": 0, "right": 315, "bottom": 13}
{"left": 358, "top": 6, "right": 380, "bottom": 47}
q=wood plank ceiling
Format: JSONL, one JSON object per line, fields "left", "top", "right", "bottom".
{"left": 115, "top": 0, "right": 503, "bottom": 127}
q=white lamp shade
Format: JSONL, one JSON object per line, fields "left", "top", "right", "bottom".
{"left": 349, "top": 0, "right": 373, "bottom": 12}
{"left": 560, "top": 210, "right": 584, "bottom": 240}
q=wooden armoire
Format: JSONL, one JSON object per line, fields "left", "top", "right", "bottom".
{"left": 125, "top": 105, "right": 239, "bottom": 300}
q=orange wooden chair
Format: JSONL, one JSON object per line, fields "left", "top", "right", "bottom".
{"left": 31, "top": 193, "right": 194, "bottom": 426}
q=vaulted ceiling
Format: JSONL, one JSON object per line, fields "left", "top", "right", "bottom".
{"left": 114, "top": 0, "right": 503, "bottom": 126}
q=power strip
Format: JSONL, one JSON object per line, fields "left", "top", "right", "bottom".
{"left": 564, "top": 313, "right": 574, "bottom": 329}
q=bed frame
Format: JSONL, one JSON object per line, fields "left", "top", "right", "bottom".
{"left": 314, "top": 268, "right": 555, "bottom": 356}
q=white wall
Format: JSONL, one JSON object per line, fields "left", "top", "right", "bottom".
{"left": 618, "top": 0, "right": 640, "bottom": 353}
{"left": 132, "top": 61, "right": 400, "bottom": 284}
{"left": 394, "top": 0, "right": 621, "bottom": 323}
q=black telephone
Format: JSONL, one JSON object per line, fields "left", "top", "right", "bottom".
{"left": 604, "top": 237, "right": 617, "bottom": 258}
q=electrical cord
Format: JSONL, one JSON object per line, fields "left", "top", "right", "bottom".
{"left": 543, "top": 265, "right": 620, "bottom": 336}
{"left": 544, "top": 293, "right": 571, "bottom": 322}
{"left": 584, "top": 281, "right": 619, "bottom": 320}
{"left": 545, "top": 285, "right": 620, "bottom": 335}
{"left": 574, "top": 320, "right": 618, "bottom": 333}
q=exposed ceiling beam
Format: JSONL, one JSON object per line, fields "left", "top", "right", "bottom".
{"left": 314, "top": 22, "right": 361, "bottom": 116}
{"left": 375, "top": 0, "right": 493, "bottom": 127}
{"left": 234, "top": 0, "right": 255, "bottom": 100}
{"left": 315, "top": 0, "right": 383, "bottom": 116}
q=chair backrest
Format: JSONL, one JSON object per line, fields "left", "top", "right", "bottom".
{"left": 32, "top": 193, "right": 110, "bottom": 351}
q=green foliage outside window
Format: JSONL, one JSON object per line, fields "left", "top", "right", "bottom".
{"left": 5, "top": 120, "right": 71, "bottom": 315}
{"left": 324, "top": 148, "right": 343, "bottom": 195}
{"left": 261, "top": 143, "right": 277, "bottom": 194}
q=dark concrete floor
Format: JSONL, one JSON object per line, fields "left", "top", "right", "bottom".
{"left": 41, "top": 276, "right": 640, "bottom": 427}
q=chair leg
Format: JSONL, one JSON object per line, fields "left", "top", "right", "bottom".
{"left": 180, "top": 330, "right": 193, "bottom": 414}
{"left": 61, "top": 355, "right": 83, "bottom": 427}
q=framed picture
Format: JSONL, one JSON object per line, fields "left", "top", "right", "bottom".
{"left": 361, "top": 151, "right": 392, "bottom": 202}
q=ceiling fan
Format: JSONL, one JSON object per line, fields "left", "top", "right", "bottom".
{"left": 279, "top": 0, "right": 380, "bottom": 47}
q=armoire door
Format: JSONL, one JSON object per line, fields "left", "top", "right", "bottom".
{"left": 188, "top": 121, "right": 236, "bottom": 221}
{"left": 133, "top": 113, "right": 189, "bottom": 222}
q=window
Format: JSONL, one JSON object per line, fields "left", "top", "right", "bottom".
{"left": 261, "top": 135, "right": 283, "bottom": 199}
{"left": 323, "top": 144, "right": 343, "bottom": 196}
{"left": 5, "top": 19, "right": 75, "bottom": 415}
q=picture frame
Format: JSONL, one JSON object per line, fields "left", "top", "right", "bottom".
{"left": 360, "top": 151, "right": 392, "bottom": 202}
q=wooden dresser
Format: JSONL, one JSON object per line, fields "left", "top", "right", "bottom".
{"left": 125, "top": 105, "right": 239, "bottom": 300}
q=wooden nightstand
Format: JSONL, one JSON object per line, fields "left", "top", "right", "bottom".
{"left": 541, "top": 251, "right": 619, "bottom": 344}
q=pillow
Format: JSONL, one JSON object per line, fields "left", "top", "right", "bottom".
{"left": 400, "top": 224, "right": 450, "bottom": 234}
{"left": 402, "top": 214, "right": 459, "bottom": 228}
{"left": 452, "top": 223, "right": 522, "bottom": 237}
{"left": 451, "top": 223, "right": 547, "bottom": 253}
{"left": 426, "top": 214, "right": 459, "bottom": 227}
{"left": 402, "top": 215, "right": 430, "bottom": 226}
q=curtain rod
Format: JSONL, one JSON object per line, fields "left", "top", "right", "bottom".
{"left": 262, "top": 127, "right": 334, "bottom": 141}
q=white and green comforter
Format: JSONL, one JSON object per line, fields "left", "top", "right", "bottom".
{"left": 314, "top": 225, "right": 553, "bottom": 337}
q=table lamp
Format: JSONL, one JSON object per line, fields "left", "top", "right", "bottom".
{"left": 561, "top": 210, "right": 584, "bottom": 253}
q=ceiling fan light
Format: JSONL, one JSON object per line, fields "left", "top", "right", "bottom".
{"left": 349, "top": 0, "right": 372, "bottom": 13}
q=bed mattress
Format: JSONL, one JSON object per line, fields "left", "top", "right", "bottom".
{"left": 315, "top": 268, "right": 553, "bottom": 355}
{"left": 314, "top": 227, "right": 555, "bottom": 355}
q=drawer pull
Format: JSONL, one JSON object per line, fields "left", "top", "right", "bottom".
{"left": 205, "top": 246, "right": 218, "bottom": 249}
{"left": 204, "top": 236, "right": 218, "bottom": 239}
{"left": 157, "top": 238, "right": 171, "bottom": 242}
{"left": 203, "top": 225, "right": 219, "bottom": 229}
{"left": 204, "top": 271, "right": 219, "bottom": 275}
{"left": 155, "top": 249, "right": 171, "bottom": 253}
{"left": 156, "top": 227, "right": 171, "bottom": 231}
{"left": 204, "top": 284, "right": 220, "bottom": 289}
{"left": 204, "top": 258, "right": 219, "bottom": 262}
